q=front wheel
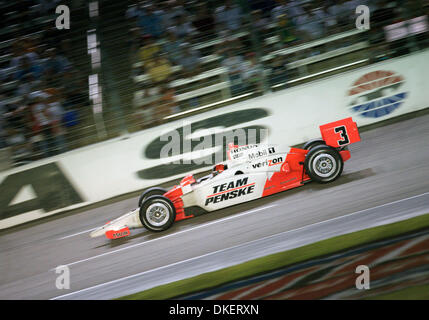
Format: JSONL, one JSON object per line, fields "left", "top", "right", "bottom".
{"left": 139, "top": 195, "right": 176, "bottom": 232}
{"left": 138, "top": 187, "right": 167, "bottom": 207}
{"left": 304, "top": 145, "right": 343, "bottom": 183}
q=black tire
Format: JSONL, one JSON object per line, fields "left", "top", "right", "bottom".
{"left": 138, "top": 187, "right": 167, "bottom": 207}
{"left": 139, "top": 195, "right": 176, "bottom": 232}
{"left": 303, "top": 139, "right": 325, "bottom": 150}
{"left": 304, "top": 145, "right": 343, "bottom": 183}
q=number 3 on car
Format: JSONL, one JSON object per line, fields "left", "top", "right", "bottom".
{"left": 320, "top": 117, "right": 360, "bottom": 148}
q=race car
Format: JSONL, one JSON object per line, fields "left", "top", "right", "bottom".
{"left": 90, "top": 117, "right": 360, "bottom": 239}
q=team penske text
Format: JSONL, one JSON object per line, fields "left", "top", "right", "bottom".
{"left": 205, "top": 178, "right": 255, "bottom": 205}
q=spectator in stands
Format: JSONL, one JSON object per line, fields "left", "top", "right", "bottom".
{"left": 327, "top": 0, "right": 351, "bottom": 31}
{"left": 173, "top": 14, "right": 196, "bottom": 41}
{"left": 178, "top": 42, "right": 201, "bottom": 78}
{"left": 269, "top": 54, "right": 288, "bottom": 87}
{"left": 250, "top": 9, "right": 270, "bottom": 48}
{"left": 14, "top": 55, "right": 43, "bottom": 81}
{"left": 216, "top": 34, "right": 244, "bottom": 58}
{"left": 21, "top": 36, "right": 40, "bottom": 62}
{"left": 138, "top": 3, "right": 164, "bottom": 38}
{"left": 192, "top": 4, "right": 216, "bottom": 41}
{"left": 129, "top": 27, "right": 142, "bottom": 62}
{"left": 30, "top": 92, "right": 52, "bottom": 158}
{"left": 156, "top": 83, "right": 178, "bottom": 123}
{"left": 16, "top": 72, "right": 42, "bottom": 101}
{"left": 126, "top": 2, "right": 140, "bottom": 24}
{"left": 277, "top": 13, "right": 298, "bottom": 47}
{"left": 43, "top": 48, "right": 71, "bottom": 82}
{"left": 161, "top": 0, "right": 189, "bottom": 30}
{"left": 138, "top": 34, "right": 161, "bottom": 63}
{"left": 163, "top": 28, "right": 184, "bottom": 65}
{"left": 321, "top": 5, "right": 338, "bottom": 35}
{"left": 271, "top": 0, "right": 289, "bottom": 21}
{"left": 295, "top": 4, "right": 326, "bottom": 42}
{"left": 60, "top": 69, "right": 85, "bottom": 130}
{"left": 242, "top": 52, "right": 264, "bottom": 93}
{"left": 134, "top": 85, "right": 160, "bottom": 128}
{"left": 62, "top": 69, "right": 87, "bottom": 110}
{"left": 215, "top": 0, "right": 243, "bottom": 33}
{"left": 222, "top": 49, "right": 245, "bottom": 96}
{"left": 272, "top": 0, "right": 304, "bottom": 22}
{"left": 3, "top": 97, "right": 28, "bottom": 132}
{"left": 9, "top": 38, "right": 39, "bottom": 70}
{"left": 5, "top": 127, "right": 32, "bottom": 165}
{"left": 145, "top": 52, "right": 173, "bottom": 84}
{"left": 45, "top": 90, "right": 67, "bottom": 155}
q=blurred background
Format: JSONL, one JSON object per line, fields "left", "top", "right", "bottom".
{"left": 0, "top": 0, "right": 429, "bottom": 169}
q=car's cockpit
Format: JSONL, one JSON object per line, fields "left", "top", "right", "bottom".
{"left": 191, "top": 163, "right": 229, "bottom": 185}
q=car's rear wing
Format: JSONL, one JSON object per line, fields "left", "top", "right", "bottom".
{"left": 319, "top": 117, "right": 361, "bottom": 148}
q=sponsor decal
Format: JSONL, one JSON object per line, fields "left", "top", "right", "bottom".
{"left": 248, "top": 149, "right": 267, "bottom": 160}
{"left": 348, "top": 70, "right": 408, "bottom": 118}
{"left": 114, "top": 230, "right": 129, "bottom": 237}
{"left": 247, "top": 147, "right": 276, "bottom": 161}
{"left": 251, "top": 156, "right": 283, "bottom": 169}
{"left": 106, "top": 227, "right": 130, "bottom": 239}
{"left": 205, "top": 178, "right": 255, "bottom": 205}
{"left": 230, "top": 144, "right": 259, "bottom": 160}
{"left": 230, "top": 144, "right": 259, "bottom": 154}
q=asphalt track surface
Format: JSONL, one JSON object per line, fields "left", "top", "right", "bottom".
{"left": 1, "top": 114, "right": 429, "bottom": 299}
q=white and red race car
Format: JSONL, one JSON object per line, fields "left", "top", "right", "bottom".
{"left": 90, "top": 117, "right": 360, "bottom": 239}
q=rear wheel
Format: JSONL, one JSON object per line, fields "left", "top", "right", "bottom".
{"left": 139, "top": 195, "right": 176, "bottom": 232}
{"left": 138, "top": 187, "right": 167, "bottom": 207}
{"left": 304, "top": 145, "right": 343, "bottom": 183}
{"left": 303, "top": 139, "right": 325, "bottom": 150}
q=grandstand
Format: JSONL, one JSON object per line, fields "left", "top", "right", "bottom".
{"left": 1, "top": 0, "right": 429, "bottom": 169}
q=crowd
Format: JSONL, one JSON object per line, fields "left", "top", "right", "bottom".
{"left": 1, "top": 0, "right": 427, "bottom": 166}
{"left": 127, "top": 0, "right": 401, "bottom": 127}
{"left": 0, "top": 1, "right": 87, "bottom": 166}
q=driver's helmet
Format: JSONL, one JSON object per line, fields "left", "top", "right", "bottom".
{"left": 212, "top": 163, "right": 226, "bottom": 176}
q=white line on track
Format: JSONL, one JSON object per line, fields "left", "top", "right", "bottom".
{"left": 50, "top": 191, "right": 429, "bottom": 299}
{"left": 49, "top": 204, "right": 277, "bottom": 271}
{"left": 50, "top": 241, "right": 254, "bottom": 300}
{"left": 58, "top": 228, "right": 97, "bottom": 240}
